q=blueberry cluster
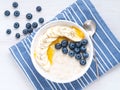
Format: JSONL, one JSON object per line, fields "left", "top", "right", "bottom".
{"left": 55, "top": 39, "right": 89, "bottom": 66}
{"left": 4, "top": 2, "right": 44, "bottom": 39}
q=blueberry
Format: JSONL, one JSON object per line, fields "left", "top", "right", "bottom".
{"left": 12, "top": 2, "right": 18, "bottom": 8}
{"left": 82, "top": 52, "right": 89, "bottom": 59}
{"left": 75, "top": 54, "right": 81, "bottom": 60}
{"left": 61, "top": 40, "right": 68, "bottom": 47}
{"left": 23, "top": 29, "right": 28, "bottom": 35}
{"left": 6, "top": 29, "right": 11, "bottom": 34}
{"left": 27, "top": 28, "right": 33, "bottom": 33}
{"left": 38, "top": 17, "right": 44, "bottom": 24}
{"left": 80, "top": 59, "right": 86, "bottom": 66}
{"left": 81, "top": 39, "right": 88, "bottom": 45}
{"left": 4, "top": 10, "right": 10, "bottom": 16}
{"left": 74, "top": 48, "right": 80, "bottom": 54}
{"left": 36, "top": 6, "right": 42, "bottom": 12}
{"left": 26, "top": 23, "right": 31, "bottom": 29}
{"left": 26, "top": 13, "right": 33, "bottom": 20}
{"left": 32, "top": 22, "right": 38, "bottom": 28}
{"left": 14, "top": 10, "right": 20, "bottom": 17}
{"left": 76, "top": 41, "right": 81, "bottom": 48}
{"left": 80, "top": 46, "right": 86, "bottom": 52}
{"left": 55, "top": 43, "right": 62, "bottom": 49}
{"left": 69, "top": 42, "right": 75, "bottom": 50}
{"left": 62, "top": 47, "right": 68, "bottom": 54}
{"left": 68, "top": 50, "right": 75, "bottom": 57}
{"left": 15, "top": 33, "right": 20, "bottom": 38}
{"left": 14, "top": 22, "right": 20, "bottom": 29}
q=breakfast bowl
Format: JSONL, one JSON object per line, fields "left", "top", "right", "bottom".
{"left": 31, "top": 20, "right": 93, "bottom": 83}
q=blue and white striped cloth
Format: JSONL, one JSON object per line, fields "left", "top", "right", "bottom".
{"left": 9, "top": 0, "right": 120, "bottom": 90}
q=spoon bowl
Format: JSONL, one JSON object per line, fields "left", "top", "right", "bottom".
{"left": 83, "top": 20, "right": 96, "bottom": 37}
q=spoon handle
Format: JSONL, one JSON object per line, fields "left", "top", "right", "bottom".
{"left": 90, "top": 37, "right": 99, "bottom": 79}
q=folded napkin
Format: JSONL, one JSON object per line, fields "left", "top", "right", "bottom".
{"left": 9, "top": 0, "right": 120, "bottom": 90}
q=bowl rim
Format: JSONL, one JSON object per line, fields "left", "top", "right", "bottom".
{"left": 30, "top": 20, "right": 93, "bottom": 83}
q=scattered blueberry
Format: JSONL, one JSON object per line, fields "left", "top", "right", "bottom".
{"left": 12, "top": 2, "right": 18, "bottom": 8}
{"left": 26, "top": 23, "right": 31, "bottom": 29}
{"left": 23, "top": 29, "right": 28, "bottom": 35}
{"left": 69, "top": 42, "right": 75, "bottom": 50}
{"left": 26, "top": 13, "right": 33, "bottom": 20}
{"left": 32, "top": 22, "right": 38, "bottom": 28}
{"left": 75, "top": 54, "right": 81, "bottom": 60}
{"left": 38, "top": 17, "right": 44, "bottom": 24}
{"left": 81, "top": 39, "right": 88, "bottom": 45}
{"left": 80, "top": 59, "right": 86, "bottom": 66}
{"left": 14, "top": 22, "right": 20, "bottom": 29}
{"left": 61, "top": 40, "right": 68, "bottom": 47}
{"left": 55, "top": 43, "right": 62, "bottom": 49}
{"left": 4, "top": 10, "right": 10, "bottom": 16}
{"left": 80, "top": 46, "right": 86, "bottom": 52}
{"left": 62, "top": 47, "right": 68, "bottom": 54}
{"left": 76, "top": 41, "right": 81, "bottom": 48}
{"left": 27, "top": 28, "right": 33, "bottom": 33}
{"left": 68, "top": 50, "right": 75, "bottom": 57}
{"left": 6, "top": 29, "right": 11, "bottom": 34}
{"left": 14, "top": 10, "right": 20, "bottom": 17}
{"left": 74, "top": 48, "right": 80, "bottom": 54}
{"left": 36, "top": 6, "right": 42, "bottom": 12}
{"left": 15, "top": 33, "right": 20, "bottom": 38}
{"left": 83, "top": 52, "right": 89, "bottom": 59}
{"left": 4, "top": 2, "right": 44, "bottom": 39}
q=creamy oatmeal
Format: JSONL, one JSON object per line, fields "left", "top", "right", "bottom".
{"left": 33, "top": 25, "right": 90, "bottom": 81}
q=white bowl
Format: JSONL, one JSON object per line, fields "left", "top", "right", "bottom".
{"left": 31, "top": 20, "right": 93, "bottom": 83}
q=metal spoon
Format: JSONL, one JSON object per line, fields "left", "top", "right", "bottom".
{"left": 83, "top": 20, "right": 99, "bottom": 78}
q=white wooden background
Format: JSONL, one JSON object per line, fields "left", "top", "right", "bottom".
{"left": 0, "top": 0, "right": 120, "bottom": 90}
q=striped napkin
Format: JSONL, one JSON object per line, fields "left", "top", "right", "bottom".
{"left": 9, "top": 0, "right": 120, "bottom": 90}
